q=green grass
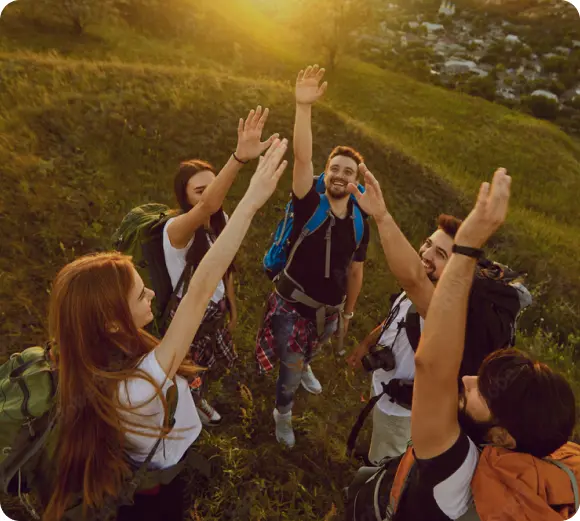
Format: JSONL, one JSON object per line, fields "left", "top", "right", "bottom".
{"left": 1, "top": 7, "right": 580, "bottom": 520}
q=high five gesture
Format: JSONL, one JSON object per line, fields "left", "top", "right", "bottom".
{"left": 235, "top": 106, "right": 279, "bottom": 163}
{"left": 295, "top": 65, "right": 328, "bottom": 106}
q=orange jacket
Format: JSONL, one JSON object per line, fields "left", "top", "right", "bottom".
{"left": 390, "top": 442, "right": 580, "bottom": 520}
{"left": 471, "top": 442, "right": 580, "bottom": 521}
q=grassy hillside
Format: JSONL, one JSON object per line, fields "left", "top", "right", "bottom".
{"left": 1, "top": 5, "right": 580, "bottom": 520}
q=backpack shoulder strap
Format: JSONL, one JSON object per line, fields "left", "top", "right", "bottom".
{"left": 352, "top": 204, "right": 365, "bottom": 250}
{"left": 346, "top": 391, "right": 386, "bottom": 457}
{"left": 284, "top": 195, "right": 331, "bottom": 273}
{"left": 387, "top": 447, "right": 416, "bottom": 516}
{"left": 544, "top": 458, "right": 580, "bottom": 513}
{"left": 303, "top": 194, "right": 331, "bottom": 235}
{"left": 404, "top": 303, "right": 422, "bottom": 352}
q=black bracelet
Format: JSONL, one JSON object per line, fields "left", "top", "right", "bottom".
{"left": 232, "top": 152, "right": 248, "bottom": 165}
{"left": 452, "top": 244, "right": 484, "bottom": 259}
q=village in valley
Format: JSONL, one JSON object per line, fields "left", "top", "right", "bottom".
{"left": 355, "top": 0, "right": 580, "bottom": 133}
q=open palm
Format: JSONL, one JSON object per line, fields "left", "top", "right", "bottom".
{"left": 455, "top": 168, "right": 512, "bottom": 249}
{"left": 296, "top": 65, "right": 328, "bottom": 105}
{"left": 347, "top": 165, "right": 388, "bottom": 220}
{"left": 235, "top": 106, "right": 279, "bottom": 162}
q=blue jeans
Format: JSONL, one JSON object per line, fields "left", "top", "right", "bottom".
{"left": 273, "top": 312, "right": 337, "bottom": 414}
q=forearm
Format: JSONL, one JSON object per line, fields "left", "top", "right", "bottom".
{"left": 365, "top": 323, "right": 383, "bottom": 347}
{"left": 414, "top": 254, "right": 476, "bottom": 380}
{"left": 345, "top": 264, "right": 363, "bottom": 314}
{"left": 293, "top": 104, "right": 313, "bottom": 166}
{"left": 158, "top": 199, "right": 255, "bottom": 376}
{"left": 376, "top": 213, "right": 427, "bottom": 289}
{"left": 169, "top": 156, "right": 242, "bottom": 248}
{"left": 201, "top": 155, "right": 243, "bottom": 214}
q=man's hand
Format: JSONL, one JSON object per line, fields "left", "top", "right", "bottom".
{"left": 347, "top": 164, "right": 389, "bottom": 222}
{"left": 234, "top": 106, "right": 279, "bottom": 163}
{"left": 346, "top": 340, "right": 371, "bottom": 370}
{"left": 455, "top": 168, "right": 512, "bottom": 249}
{"left": 295, "top": 65, "right": 328, "bottom": 106}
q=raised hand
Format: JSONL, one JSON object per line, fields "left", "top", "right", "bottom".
{"left": 295, "top": 65, "right": 328, "bottom": 106}
{"left": 455, "top": 168, "right": 512, "bottom": 249}
{"left": 242, "top": 138, "right": 289, "bottom": 211}
{"left": 347, "top": 164, "right": 389, "bottom": 222}
{"left": 235, "top": 106, "right": 279, "bottom": 163}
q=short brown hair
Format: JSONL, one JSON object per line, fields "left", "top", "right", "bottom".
{"left": 325, "top": 146, "right": 364, "bottom": 170}
{"left": 437, "top": 214, "right": 463, "bottom": 239}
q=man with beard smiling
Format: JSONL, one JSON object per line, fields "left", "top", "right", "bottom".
{"left": 346, "top": 212, "right": 462, "bottom": 463}
{"left": 255, "top": 65, "right": 370, "bottom": 448}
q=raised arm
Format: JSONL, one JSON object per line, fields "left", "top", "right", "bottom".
{"left": 347, "top": 165, "right": 434, "bottom": 318}
{"left": 155, "top": 139, "right": 289, "bottom": 378}
{"left": 167, "top": 107, "right": 278, "bottom": 248}
{"left": 412, "top": 169, "right": 512, "bottom": 460}
{"left": 293, "top": 65, "right": 328, "bottom": 199}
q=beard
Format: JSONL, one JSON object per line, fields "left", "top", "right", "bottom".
{"left": 326, "top": 184, "right": 349, "bottom": 200}
{"left": 457, "top": 397, "right": 495, "bottom": 446}
{"left": 420, "top": 256, "right": 438, "bottom": 282}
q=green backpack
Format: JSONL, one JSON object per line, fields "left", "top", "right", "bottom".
{"left": 111, "top": 203, "right": 181, "bottom": 335}
{"left": 0, "top": 346, "right": 215, "bottom": 520}
{"left": 0, "top": 345, "right": 57, "bottom": 519}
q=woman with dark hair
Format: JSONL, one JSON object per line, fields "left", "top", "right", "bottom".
{"left": 163, "top": 106, "right": 278, "bottom": 426}
{"left": 43, "top": 138, "right": 288, "bottom": 521}
{"left": 348, "top": 167, "right": 578, "bottom": 520}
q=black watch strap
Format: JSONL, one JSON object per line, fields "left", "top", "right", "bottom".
{"left": 452, "top": 245, "right": 484, "bottom": 259}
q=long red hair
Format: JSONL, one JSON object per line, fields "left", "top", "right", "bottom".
{"left": 44, "top": 252, "right": 199, "bottom": 520}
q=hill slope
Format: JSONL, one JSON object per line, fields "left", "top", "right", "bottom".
{"left": 1, "top": 7, "right": 580, "bottom": 519}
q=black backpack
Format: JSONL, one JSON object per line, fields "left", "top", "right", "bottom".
{"left": 343, "top": 454, "right": 404, "bottom": 521}
{"left": 347, "top": 258, "right": 532, "bottom": 457}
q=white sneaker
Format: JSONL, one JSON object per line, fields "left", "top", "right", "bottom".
{"left": 301, "top": 365, "right": 322, "bottom": 395}
{"left": 196, "top": 398, "right": 222, "bottom": 427}
{"left": 273, "top": 409, "right": 295, "bottom": 448}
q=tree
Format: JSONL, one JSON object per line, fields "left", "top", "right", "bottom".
{"left": 523, "top": 95, "right": 560, "bottom": 120}
{"left": 462, "top": 75, "right": 497, "bottom": 101}
{"left": 114, "top": 0, "right": 199, "bottom": 37}
{"left": 293, "top": 0, "right": 377, "bottom": 71}
{"left": 543, "top": 55, "right": 568, "bottom": 74}
{"left": 37, "top": 0, "right": 117, "bottom": 34}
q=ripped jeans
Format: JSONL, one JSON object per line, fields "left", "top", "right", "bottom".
{"left": 273, "top": 311, "right": 337, "bottom": 414}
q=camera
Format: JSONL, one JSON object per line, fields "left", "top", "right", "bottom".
{"left": 361, "top": 344, "right": 396, "bottom": 372}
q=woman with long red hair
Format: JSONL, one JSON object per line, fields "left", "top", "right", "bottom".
{"left": 43, "top": 138, "right": 289, "bottom": 521}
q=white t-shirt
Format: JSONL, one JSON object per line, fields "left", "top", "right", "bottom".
{"left": 396, "top": 432, "right": 480, "bottom": 520}
{"left": 372, "top": 293, "right": 423, "bottom": 417}
{"left": 117, "top": 351, "right": 202, "bottom": 469}
{"left": 162, "top": 216, "right": 225, "bottom": 302}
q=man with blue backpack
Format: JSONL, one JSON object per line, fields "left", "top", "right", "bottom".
{"left": 256, "top": 64, "right": 370, "bottom": 448}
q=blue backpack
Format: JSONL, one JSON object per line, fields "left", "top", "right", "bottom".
{"left": 263, "top": 174, "right": 366, "bottom": 280}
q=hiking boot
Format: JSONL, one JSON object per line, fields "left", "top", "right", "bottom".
{"left": 196, "top": 398, "right": 222, "bottom": 427}
{"left": 273, "top": 409, "right": 295, "bottom": 448}
{"left": 301, "top": 365, "right": 322, "bottom": 395}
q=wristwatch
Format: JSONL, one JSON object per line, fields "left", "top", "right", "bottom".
{"left": 342, "top": 311, "right": 354, "bottom": 320}
{"left": 452, "top": 245, "right": 484, "bottom": 259}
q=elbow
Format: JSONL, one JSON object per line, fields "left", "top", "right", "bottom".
{"left": 414, "top": 349, "right": 435, "bottom": 377}
{"left": 198, "top": 197, "right": 219, "bottom": 217}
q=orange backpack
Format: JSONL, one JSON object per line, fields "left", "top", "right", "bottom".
{"left": 388, "top": 442, "right": 580, "bottom": 521}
